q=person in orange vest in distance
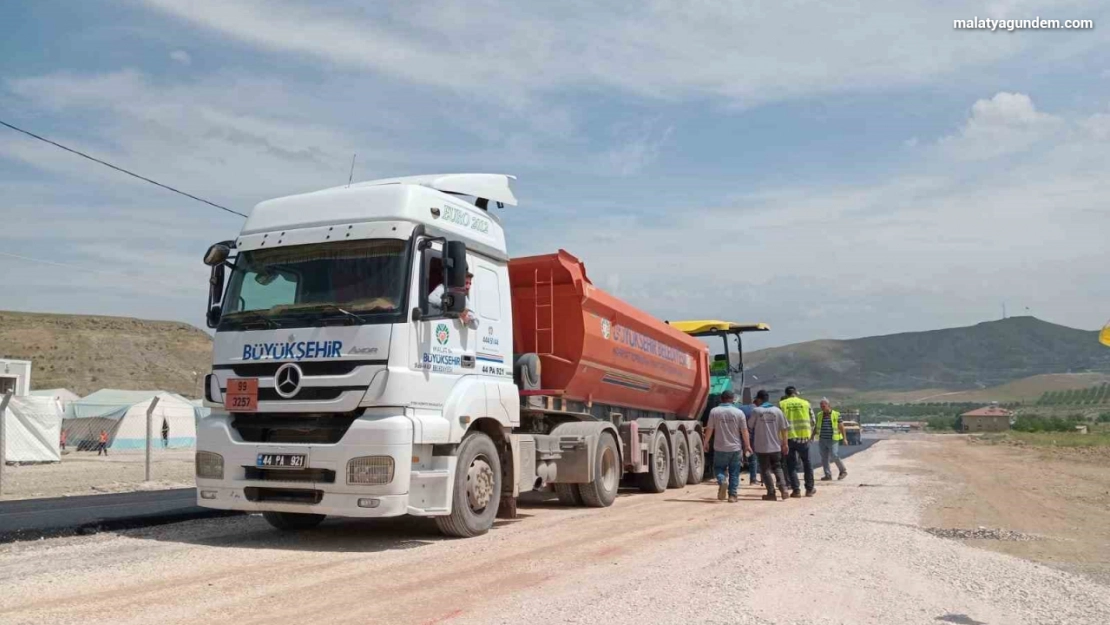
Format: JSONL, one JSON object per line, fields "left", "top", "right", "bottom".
{"left": 97, "top": 430, "right": 109, "bottom": 456}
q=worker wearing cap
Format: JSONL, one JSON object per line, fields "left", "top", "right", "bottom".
{"left": 814, "top": 398, "right": 848, "bottom": 481}
{"left": 703, "top": 389, "right": 752, "bottom": 502}
{"left": 748, "top": 390, "right": 790, "bottom": 501}
{"left": 780, "top": 385, "right": 816, "bottom": 497}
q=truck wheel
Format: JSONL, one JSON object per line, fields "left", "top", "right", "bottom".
{"left": 578, "top": 433, "right": 620, "bottom": 507}
{"left": 435, "top": 432, "right": 501, "bottom": 538}
{"left": 637, "top": 432, "right": 670, "bottom": 494}
{"left": 667, "top": 433, "right": 689, "bottom": 489}
{"left": 554, "top": 483, "right": 584, "bottom": 506}
{"left": 262, "top": 511, "right": 326, "bottom": 531}
{"left": 686, "top": 432, "right": 704, "bottom": 485}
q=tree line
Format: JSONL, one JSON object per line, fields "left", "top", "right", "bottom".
{"left": 1036, "top": 383, "right": 1110, "bottom": 406}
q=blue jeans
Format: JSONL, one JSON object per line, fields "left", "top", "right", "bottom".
{"left": 748, "top": 451, "right": 760, "bottom": 484}
{"left": 819, "top": 439, "right": 846, "bottom": 478}
{"left": 785, "top": 440, "right": 815, "bottom": 493}
{"left": 714, "top": 450, "right": 742, "bottom": 497}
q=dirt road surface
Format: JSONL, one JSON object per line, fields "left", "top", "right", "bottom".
{"left": 915, "top": 434, "right": 1110, "bottom": 585}
{"left": 1, "top": 439, "right": 1108, "bottom": 625}
{"left": 0, "top": 450, "right": 194, "bottom": 501}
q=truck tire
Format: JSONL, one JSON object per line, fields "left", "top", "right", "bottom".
{"left": 554, "top": 483, "right": 584, "bottom": 506}
{"left": 686, "top": 431, "right": 704, "bottom": 485}
{"left": 667, "top": 433, "right": 689, "bottom": 489}
{"left": 577, "top": 433, "right": 620, "bottom": 507}
{"left": 435, "top": 432, "right": 502, "bottom": 538}
{"left": 637, "top": 432, "right": 670, "bottom": 493}
{"left": 261, "top": 511, "right": 326, "bottom": 531}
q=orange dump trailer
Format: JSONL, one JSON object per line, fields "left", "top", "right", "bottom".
{"left": 509, "top": 249, "right": 709, "bottom": 420}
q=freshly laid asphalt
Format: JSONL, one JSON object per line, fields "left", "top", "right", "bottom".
{"left": 0, "top": 437, "right": 882, "bottom": 543}
{"left": 0, "top": 488, "right": 240, "bottom": 543}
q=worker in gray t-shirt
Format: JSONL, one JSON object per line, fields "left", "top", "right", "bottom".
{"left": 704, "top": 390, "right": 752, "bottom": 502}
{"left": 747, "top": 390, "right": 791, "bottom": 501}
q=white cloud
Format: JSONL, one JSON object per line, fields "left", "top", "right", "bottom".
{"left": 600, "top": 122, "right": 674, "bottom": 176}
{"left": 514, "top": 94, "right": 1110, "bottom": 345}
{"left": 937, "top": 92, "right": 1064, "bottom": 160}
{"left": 133, "top": 0, "right": 1103, "bottom": 106}
{"left": 170, "top": 49, "right": 192, "bottom": 65}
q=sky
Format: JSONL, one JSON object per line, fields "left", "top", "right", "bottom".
{"left": 1, "top": 0, "right": 1108, "bottom": 350}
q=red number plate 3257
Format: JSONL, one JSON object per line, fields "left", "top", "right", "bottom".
{"left": 224, "top": 378, "right": 259, "bottom": 412}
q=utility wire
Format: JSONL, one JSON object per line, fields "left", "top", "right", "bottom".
{"left": 0, "top": 251, "right": 179, "bottom": 288}
{"left": 0, "top": 118, "right": 248, "bottom": 218}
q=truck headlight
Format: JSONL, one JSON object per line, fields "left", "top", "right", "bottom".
{"left": 347, "top": 456, "right": 394, "bottom": 485}
{"left": 196, "top": 451, "right": 224, "bottom": 479}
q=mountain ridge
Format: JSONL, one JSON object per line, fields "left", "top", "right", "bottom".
{"left": 745, "top": 316, "right": 1110, "bottom": 399}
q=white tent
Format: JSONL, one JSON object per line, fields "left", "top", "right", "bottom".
{"left": 3, "top": 395, "right": 63, "bottom": 463}
{"left": 29, "top": 388, "right": 81, "bottom": 411}
{"left": 64, "top": 390, "right": 199, "bottom": 451}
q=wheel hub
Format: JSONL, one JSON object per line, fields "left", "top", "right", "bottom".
{"left": 601, "top": 446, "right": 618, "bottom": 492}
{"left": 467, "top": 457, "right": 495, "bottom": 511}
{"left": 655, "top": 439, "right": 667, "bottom": 478}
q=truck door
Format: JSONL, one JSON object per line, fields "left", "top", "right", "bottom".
{"left": 410, "top": 240, "right": 478, "bottom": 390}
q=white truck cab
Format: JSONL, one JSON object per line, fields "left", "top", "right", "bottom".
{"left": 197, "top": 175, "right": 527, "bottom": 536}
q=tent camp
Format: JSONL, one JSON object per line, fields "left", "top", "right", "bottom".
{"left": 64, "top": 390, "right": 200, "bottom": 451}
{"left": 29, "top": 388, "right": 81, "bottom": 411}
{"left": 3, "top": 395, "right": 63, "bottom": 463}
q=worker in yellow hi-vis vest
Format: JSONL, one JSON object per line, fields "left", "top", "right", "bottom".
{"left": 814, "top": 398, "right": 847, "bottom": 481}
{"left": 779, "top": 385, "right": 816, "bottom": 497}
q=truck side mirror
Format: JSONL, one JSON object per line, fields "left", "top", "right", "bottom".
{"left": 206, "top": 305, "right": 222, "bottom": 329}
{"left": 206, "top": 264, "right": 226, "bottom": 328}
{"left": 204, "top": 242, "right": 232, "bottom": 266}
{"left": 445, "top": 241, "right": 468, "bottom": 289}
{"left": 442, "top": 241, "right": 468, "bottom": 315}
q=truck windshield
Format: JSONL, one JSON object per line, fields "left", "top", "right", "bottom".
{"left": 219, "top": 239, "right": 409, "bottom": 330}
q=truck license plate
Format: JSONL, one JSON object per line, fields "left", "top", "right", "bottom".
{"left": 224, "top": 378, "right": 258, "bottom": 412}
{"left": 256, "top": 454, "right": 306, "bottom": 469}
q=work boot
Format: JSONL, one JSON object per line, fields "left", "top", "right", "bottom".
{"left": 780, "top": 489, "right": 790, "bottom": 501}
{"left": 728, "top": 494, "right": 738, "bottom": 503}
{"left": 762, "top": 494, "right": 777, "bottom": 501}
{"left": 718, "top": 483, "right": 728, "bottom": 500}
{"left": 790, "top": 490, "right": 802, "bottom": 499}
{"left": 820, "top": 476, "right": 833, "bottom": 481}
{"left": 838, "top": 472, "right": 847, "bottom": 480}
{"left": 805, "top": 489, "right": 816, "bottom": 497}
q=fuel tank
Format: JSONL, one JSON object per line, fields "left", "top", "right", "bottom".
{"left": 509, "top": 250, "right": 709, "bottom": 419}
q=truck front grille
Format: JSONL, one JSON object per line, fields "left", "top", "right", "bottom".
{"left": 243, "top": 467, "right": 336, "bottom": 483}
{"left": 255, "top": 387, "right": 354, "bottom": 402}
{"left": 244, "top": 487, "right": 323, "bottom": 505}
{"left": 232, "top": 412, "right": 361, "bottom": 444}
{"left": 215, "top": 360, "right": 384, "bottom": 378}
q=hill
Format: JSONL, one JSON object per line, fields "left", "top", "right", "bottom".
{"left": 848, "top": 373, "right": 1110, "bottom": 404}
{"left": 0, "top": 311, "right": 212, "bottom": 397}
{"left": 746, "top": 317, "right": 1110, "bottom": 400}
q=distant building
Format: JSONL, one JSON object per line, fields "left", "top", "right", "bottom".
{"left": 0, "top": 359, "right": 32, "bottom": 397}
{"left": 960, "top": 406, "right": 1013, "bottom": 432}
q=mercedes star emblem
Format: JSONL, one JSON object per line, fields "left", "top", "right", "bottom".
{"left": 273, "top": 363, "right": 303, "bottom": 399}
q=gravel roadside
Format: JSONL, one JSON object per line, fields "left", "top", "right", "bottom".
{"left": 0, "top": 440, "right": 1106, "bottom": 625}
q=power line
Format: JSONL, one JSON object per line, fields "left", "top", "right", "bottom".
{"left": 0, "top": 118, "right": 247, "bottom": 218}
{"left": 0, "top": 251, "right": 177, "bottom": 288}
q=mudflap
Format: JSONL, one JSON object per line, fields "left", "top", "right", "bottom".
{"left": 552, "top": 433, "right": 598, "bottom": 484}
